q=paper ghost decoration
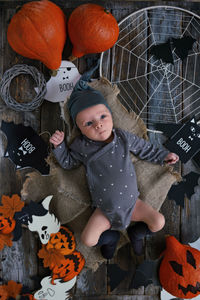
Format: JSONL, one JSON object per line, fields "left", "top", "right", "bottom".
{"left": 44, "top": 60, "right": 81, "bottom": 102}
{"left": 165, "top": 118, "right": 200, "bottom": 163}
{"left": 129, "top": 258, "right": 162, "bottom": 289}
{"left": 28, "top": 195, "right": 60, "bottom": 244}
{"left": 13, "top": 200, "right": 49, "bottom": 241}
{"left": 1, "top": 121, "right": 50, "bottom": 175}
{"left": 160, "top": 288, "right": 181, "bottom": 300}
{"left": 167, "top": 172, "right": 200, "bottom": 207}
{"left": 34, "top": 276, "right": 77, "bottom": 300}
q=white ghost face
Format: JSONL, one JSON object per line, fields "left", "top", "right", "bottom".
{"left": 28, "top": 195, "right": 60, "bottom": 244}
{"left": 44, "top": 60, "right": 81, "bottom": 102}
{"left": 34, "top": 276, "right": 77, "bottom": 300}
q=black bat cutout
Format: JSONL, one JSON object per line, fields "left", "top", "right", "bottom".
{"left": 151, "top": 39, "right": 174, "bottom": 64}
{"left": 107, "top": 264, "right": 129, "bottom": 291}
{"left": 151, "top": 36, "right": 196, "bottom": 64}
{"left": 1, "top": 121, "right": 50, "bottom": 175}
{"left": 129, "top": 258, "right": 162, "bottom": 289}
{"left": 172, "top": 36, "right": 196, "bottom": 60}
{"left": 168, "top": 172, "right": 200, "bottom": 207}
{"left": 13, "top": 201, "right": 48, "bottom": 241}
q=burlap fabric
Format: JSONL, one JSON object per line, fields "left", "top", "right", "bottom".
{"left": 21, "top": 77, "right": 179, "bottom": 271}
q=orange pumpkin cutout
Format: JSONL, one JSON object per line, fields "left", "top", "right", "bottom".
{"left": 51, "top": 251, "right": 85, "bottom": 282}
{"left": 7, "top": 0, "right": 66, "bottom": 70}
{"left": 68, "top": 3, "right": 119, "bottom": 58}
{"left": 0, "top": 216, "right": 16, "bottom": 234}
{"left": 47, "top": 226, "right": 76, "bottom": 255}
{"left": 159, "top": 236, "right": 200, "bottom": 299}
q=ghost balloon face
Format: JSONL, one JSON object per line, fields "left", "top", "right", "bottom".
{"left": 28, "top": 195, "right": 60, "bottom": 244}
{"left": 34, "top": 276, "right": 77, "bottom": 300}
{"left": 45, "top": 60, "right": 81, "bottom": 102}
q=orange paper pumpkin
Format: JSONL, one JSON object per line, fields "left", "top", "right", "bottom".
{"left": 52, "top": 251, "right": 85, "bottom": 282}
{"left": 159, "top": 236, "right": 200, "bottom": 298}
{"left": 7, "top": 0, "right": 66, "bottom": 70}
{"left": 68, "top": 3, "right": 119, "bottom": 58}
{"left": 0, "top": 216, "right": 16, "bottom": 234}
{"left": 47, "top": 226, "right": 76, "bottom": 255}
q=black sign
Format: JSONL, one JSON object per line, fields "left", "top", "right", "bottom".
{"left": 1, "top": 121, "right": 50, "bottom": 174}
{"left": 165, "top": 118, "right": 200, "bottom": 163}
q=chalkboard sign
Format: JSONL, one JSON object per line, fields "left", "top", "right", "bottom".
{"left": 165, "top": 118, "right": 200, "bottom": 163}
{"left": 1, "top": 121, "right": 50, "bottom": 174}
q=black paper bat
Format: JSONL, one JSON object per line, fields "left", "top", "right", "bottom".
{"left": 151, "top": 39, "right": 174, "bottom": 64}
{"left": 1, "top": 121, "right": 50, "bottom": 175}
{"left": 151, "top": 36, "right": 196, "bottom": 64}
{"left": 107, "top": 264, "right": 129, "bottom": 291}
{"left": 172, "top": 36, "right": 196, "bottom": 60}
{"left": 129, "top": 258, "right": 162, "bottom": 289}
{"left": 13, "top": 201, "right": 48, "bottom": 241}
{"left": 168, "top": 172, "right": 200, "bottom": 207}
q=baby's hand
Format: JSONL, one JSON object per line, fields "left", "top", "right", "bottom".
{"left": 164, "top": 152, "right": 179, "bottom": 165}
{"left": 50, "top": 130, "right": 65, "bottom": 148}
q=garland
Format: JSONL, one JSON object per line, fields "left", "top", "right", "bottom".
{"left": 0, "top": 194, "right": 85, "bottom": 300}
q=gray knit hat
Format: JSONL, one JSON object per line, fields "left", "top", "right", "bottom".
{"left": 67, "top": 62, "right": 111, "bottom": 124}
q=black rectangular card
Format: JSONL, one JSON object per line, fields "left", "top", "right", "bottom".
{"left": 165, "top": 118, "right": 200, "bottom": 163}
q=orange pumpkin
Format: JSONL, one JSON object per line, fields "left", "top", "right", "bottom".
{"left": 159, "top": 236, "right": 200, "bottom": 298}
{"left": 51, "top": 251, "right": 85, "bottom": 282}
{"left": 0, "top": 216, "right": 16, "bottom": 234}
{"left": 7, "top": 0, "right": 66, "bottom": 70}
{"left": 68, "top": 3, "right": 119, "bottom": 58}
{"left": 46, "top": 226, "right": 76, "bottom": 255}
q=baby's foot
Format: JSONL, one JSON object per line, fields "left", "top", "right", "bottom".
{"left": 97, "top": 230, "right": 120, "bottom": 259}
{"left": 127, "top": 222, "right": 152, "bottom": 256}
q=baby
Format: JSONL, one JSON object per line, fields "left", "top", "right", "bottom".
{"left": 50, "top": 74, "right": 179, "bottom": 259}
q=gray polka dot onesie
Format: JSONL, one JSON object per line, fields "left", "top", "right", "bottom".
{"left": 53, "top": 128, "right": 169, "bottom": 230}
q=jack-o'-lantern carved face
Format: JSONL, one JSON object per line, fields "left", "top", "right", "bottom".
{"left": 159, "top": 236, "right": 200, "bottom": 299}
{"left": 0, "top": 216, "right": 15, "bottom": 234}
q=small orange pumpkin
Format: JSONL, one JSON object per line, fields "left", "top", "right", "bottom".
{"left": 51, "top": 251, "right": 85, "bottom": 282}
{"left": 68, "top": 3, "right": 119, "bottom": 58}
{"left": 7, "top": 0, "right": 66, "bottom": 70}
{"left": 46, "top": 226, "right": 76, "bottom": 255}
{"left": 159, "top": 236, "right": 200, "bottom": 298}
{"left": 0, "top": 216, "right": 16, "bottom": 234}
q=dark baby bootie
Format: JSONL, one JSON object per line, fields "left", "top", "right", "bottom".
{"left": 127, "top": 222, "right": 153, "bottom": 256}
{"left": 97, "top": 229, "right": 120, "bottom": 259}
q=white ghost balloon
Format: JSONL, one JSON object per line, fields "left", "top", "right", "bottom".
{"left": 34, "top": 276, "right": 77, "bottom": 300}
{"left": 45, "top": 60, "right": 81, "bottom": 102}
{"left": 28, "top": 195, "right": 60, "bottom": 244}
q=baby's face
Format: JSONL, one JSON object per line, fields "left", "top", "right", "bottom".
{"left": 76, "top": 104, "right": 113, "bottom": 142}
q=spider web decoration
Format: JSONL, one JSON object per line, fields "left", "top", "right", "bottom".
{"left": 100, "top": 6, "right": 200, "bottom": 128}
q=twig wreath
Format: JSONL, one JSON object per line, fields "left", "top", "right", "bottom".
{"left": 0, "top": 64, "right": 46, "bottom": 111}
{"left": 0, "top": 194, "right": 85, "bottom": 300}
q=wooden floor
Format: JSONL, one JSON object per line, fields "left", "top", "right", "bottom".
{"left": 0, "top": 1, "right": 200, "bottom": 299}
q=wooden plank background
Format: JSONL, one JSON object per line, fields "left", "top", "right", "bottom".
{"left": 0, "top": 1, "right": 200, "bottom": 299}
